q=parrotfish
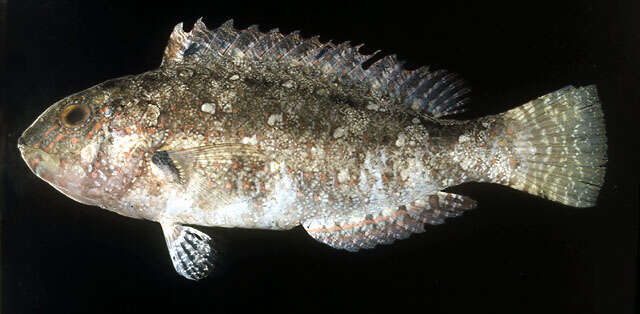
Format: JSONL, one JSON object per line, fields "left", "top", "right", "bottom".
{"left": 18, "top": 19, "right": 607, "bottom": 280}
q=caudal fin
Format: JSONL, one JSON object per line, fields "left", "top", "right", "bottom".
{"left": 502, "top": 85, "right": 607, "bottom": 207}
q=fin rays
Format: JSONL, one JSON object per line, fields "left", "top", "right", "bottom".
{"left": 503, "top": 85, "right": 607, "bottom": 207}
{"left": 161, "top": 18, "right": 470, "bottom": 119}
{"left": 303, "top": 192, "right": 476, "bottom": 251}
{"left": 161, "top": 222, "right": 216, "bottom": 280}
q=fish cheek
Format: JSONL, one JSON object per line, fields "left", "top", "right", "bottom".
{"left": 74, "top": 121, "right": 147, "bottom": 205}
{"left": 85, "top": 144, "right": 146, "bottom": 206}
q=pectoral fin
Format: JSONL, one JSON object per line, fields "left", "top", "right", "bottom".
{"left": 151, "top": 143, "right": 265, "bottom": 185}
{"left": 151, "top": 143, "right": 266, "bottom": 209}
{"left": 160, "top": 221, "right": 215, "bottom": 280}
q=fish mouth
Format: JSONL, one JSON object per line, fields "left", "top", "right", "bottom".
{"left": 18, "top": 137, "right": 97, "bottom": 206}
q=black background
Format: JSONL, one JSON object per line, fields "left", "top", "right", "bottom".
{"left": 1, "top": 0, "right": 637, "bottom": 313}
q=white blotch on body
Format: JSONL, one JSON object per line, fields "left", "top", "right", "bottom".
{"left": 220, "top": 103, "right": 233, "bottom": 113}
{"left": 164, "top": 189, "right": 195, "bottom": 218}
{"left": 337, "top": 169, "right": 349, "bottom": 183}
{"left": 366, "top": 103, "right": 379, "bottom": 111}
{"left": 269, "top": 161, "right": 281, "bottom": 173}
{"left": 242, "top": 135, "right": 258, "bottom": 145}
{"left": 260, "top": 170, "right": 297, "bottom": 228}
{"left": 80, "top": 141, "right": 99, "bottom": 165}
{"left": 200, "top": 103, "right": 216, "bottom": 114}
{"left": 110, "top": 134, "right": 140, "bottom": 163}
{"left": 458, "top": 134, "right": 470, "bottom": 143}
{"left": 282, "top": 80, "right": 295, "bottom": 89}
{"left": 395, "top": 133, "right": 407, "bottom": 147}
{"left": 310, "top": 146, "right": 325, "bottom": 159}
{"left": 267, "top": 113, "right": 283, "bottom": 126}
{"left": 358, "top": 170, "right": 368, "bottom": 192}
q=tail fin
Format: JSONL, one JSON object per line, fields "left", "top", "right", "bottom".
{"left": 502, "top": 85, "right": 607, "bottom": 207}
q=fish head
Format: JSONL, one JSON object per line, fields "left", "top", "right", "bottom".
{"left": 18, "top": 76, "right": 150, "bottom": 210}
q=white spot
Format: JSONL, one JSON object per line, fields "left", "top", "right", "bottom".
{"left": 337, "top": 169, "right": 349, "bottom": 183}
{"left": 333, "top": 127, "right": 345, "bottom": 139}
{"left": 458, "top": 134, "right": 470, "bottom": 143}
{"left": 150, "top": 162, "right": 169, "bottom": 180}
{"left": 201, "top": 103, "right": 216, "bottom": 114}
{"left": 310, "top": 146, "right": 325, "bottom": 159}
{"left": 229, "top": 74, "right": 240, "bottom": 81}
{"left": 231, "top": 57, "right": 243, "bottom": 66}
{"left": 142, "top": 104, "right": 160, "bottom": 127}
{"left": 381, "top": 207, "right": 397, "bottom": 216}
{"left": 411, "top": 99, "right": 422, "bottom": 111}
{"left": 400, "top": 168, "right": 410, "bottom": 181}
{"left": 366, "top": 103, "right": 379, "bottom": 111}
{"left": 80, "top": 141, "right": 99, "bottom": 164}
{"left": 282, "top": 80, "right": 295, "bottom": 89}
{"left": 210, "top": 198, "right": 253, "bottom": 226}
{"left": 395, "top": 133, "right": 407, "bottom": 147}
{"left": 231, "top": 50, "right": 246, "bottom": 59}
{"left": 269, "top": 161, "right": 281, "bottom": 173}
{"left": 460, "top": 156, "right": 474, "bottom": 171}
{"left": 104, "top": 106, "right": 113, "bottom": 117}
{"left": 220, "top": 103, "right": 233, "bottom": 113}
{"left": 347, "top": 215, "right": 362, "bottom": 225}
{"left": 363, "top": 151, "right": 374, "bottom": 170}
{"left": 267, "top": 113, "right": 283, "bottom": 126}
{"left": 380, "top": 149, "right": 388, "bottom": 165}
{"left": 261, "top": 173, "right": 297, "bottom": 228}
{"left": 359, "top": 170, "right": 368, "bottom": 192}
{"left": 242, "top": 134, "right": 258, "bottom": 146}
{"left": 165, "top": 190, "right": 195, "bottom": 216}
{"left": 412, "top": 117, "right": 420, "bottom": 124}
{"left": 110, "top": 134, "right": 140, "bottom": 163}
{"left": 372, "top": 167, "right": 384, "bottom": 194}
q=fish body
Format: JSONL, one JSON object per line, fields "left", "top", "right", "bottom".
{"left": 18, "top": 19, "right": 607, "bottom": 280}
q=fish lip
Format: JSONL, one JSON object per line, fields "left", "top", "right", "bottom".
{"left": 18, "top": 142, "right": 97, "bottom": 207}
{"left": 18, "top": 142, "right": 43, "bottom": 175}
{"left": 17, "top": 135, "right": 26, "bottom": 150}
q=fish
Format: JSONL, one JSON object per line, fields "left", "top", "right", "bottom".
{"left": 18, "top": 19, "right": 607, "bottom": 280}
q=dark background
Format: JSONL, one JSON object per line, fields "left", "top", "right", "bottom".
{"left": 1, "top": 0, "right": 637, "bottom": 313}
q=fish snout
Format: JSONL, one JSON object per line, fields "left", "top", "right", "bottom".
{"left": 17, "top": 135, "right": 26, "bottom": 150}
{"left": 19, "top": 142, "right": 96, "bottom": 206}
{"left": 19, "top": 143, "right": 57, "bottom": 181}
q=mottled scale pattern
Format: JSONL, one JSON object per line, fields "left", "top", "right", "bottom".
{"left": 18, "top": 18, "right": 607, "bottom": 279}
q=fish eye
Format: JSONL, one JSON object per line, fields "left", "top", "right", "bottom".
{"left": 60, "top": 103, "right": 91, "bottom": 128}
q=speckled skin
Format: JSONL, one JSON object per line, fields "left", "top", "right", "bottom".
{"left": 19, "top": 20, "right": 605, "bottom": 255}
{"left": 18, "top": 50, "right": 513, "bottom": 232}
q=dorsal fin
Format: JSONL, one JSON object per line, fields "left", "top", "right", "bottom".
{"left": 161, "top": 18, "right": 470, "bottom": 118}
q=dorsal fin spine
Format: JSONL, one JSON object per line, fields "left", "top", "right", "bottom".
{"left": 161, "top": 19, "right": 470, "bottom": 118}
{"left": 269, "top": 31, "right": 301, "bottom": 60}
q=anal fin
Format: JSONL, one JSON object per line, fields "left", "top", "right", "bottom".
{"left": 302, "top": 192, "right": 476, "bottom": 251}
{"left": 160, "top": 221, "right": 215, "bottom": 280}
